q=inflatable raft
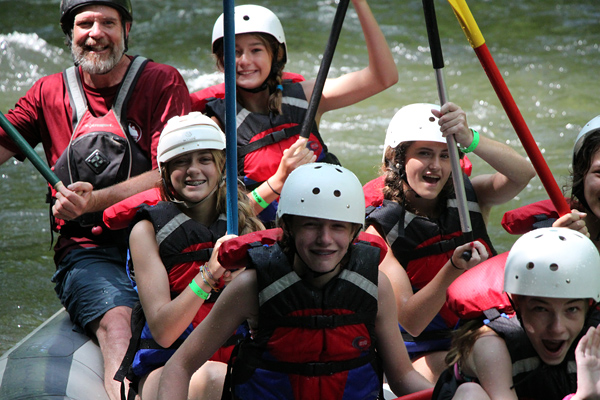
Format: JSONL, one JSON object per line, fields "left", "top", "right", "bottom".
{"left": 0, "top": 308, "right": 109, "bottom": 400}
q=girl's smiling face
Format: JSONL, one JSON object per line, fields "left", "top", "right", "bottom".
{"left": 234, "top": 33, "right": 273, "bottom": 90}
{"left": 403, "top": 141, "right": 451, "bottom": 200}
{"left": 168, "top": 150, "right": 220, "bottom": 203}
{"left": 515, "top": 295, "right": 588, "bottom": 366}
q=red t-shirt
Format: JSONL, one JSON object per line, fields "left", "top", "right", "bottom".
{"left": 0, "top": 56, "right": 191, "bottom": 262}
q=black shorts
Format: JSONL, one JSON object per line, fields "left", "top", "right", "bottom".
{"left": 52, "top": 246, "right": 138, "bottom": 333}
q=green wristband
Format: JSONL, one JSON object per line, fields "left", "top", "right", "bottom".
{"left": 460, "top": 129, "right": 480, "bottom": 153}
{"left": 189, "top": 278, "right": 210, "bottom": 300}
{"left": 251, "top": 189, "right": 269, "bottom": 209}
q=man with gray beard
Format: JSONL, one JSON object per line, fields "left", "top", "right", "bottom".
{"left": 0, "top": 1, "right": 191, "bottom": 398}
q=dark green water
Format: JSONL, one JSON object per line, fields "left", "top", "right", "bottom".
{"left": 1, "top": 0, "right": 599, "bottom": 354}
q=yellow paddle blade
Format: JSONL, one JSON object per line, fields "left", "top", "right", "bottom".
{"left": 447, "top": 0, "right": 485, "bottom": 48}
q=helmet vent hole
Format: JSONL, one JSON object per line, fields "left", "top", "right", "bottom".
{"left": 428, "top": 116, "right": 435, "bottom": 122}
{"left": 549, "top": 263, "right": 559, "bottom": 271}
{"left": 312, "top": 188, "right": 320, "bottom": 195}
{"left": 559, "top": 235, "right": 566, "bottom": 241}
{"left": 300, "top": 198, "right": 305, "bottom": 203}
{"left": 315, "top": 165, "right": 322, "bottom": 170}
{"left": 333, "top": 190, "right": 341, "bottom": 197}
{"left": 243, "top": 15, "right": 250, "bottom": 21}
{"left": 566, "top": 279, "right": 571, "bottom": 284}
{"left": 526, "top": 262, "right": 534, "bottom": 270}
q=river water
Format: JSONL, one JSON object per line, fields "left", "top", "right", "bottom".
{"left": 1, "top": 0, "right": 599, "bottom": 354}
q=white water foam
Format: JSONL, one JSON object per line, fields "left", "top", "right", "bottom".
{"left": 0, "top": 32, "right": 69, "bottom": 94}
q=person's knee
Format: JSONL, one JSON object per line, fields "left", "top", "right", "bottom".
{"left": 189, "top": 361, "right": 227, "bottom": 400}
{"left": 91, "top": 306, "right": 132, "bottom": 340}
{"left": 454, "top": 382, "right": 490, "bottom": 400}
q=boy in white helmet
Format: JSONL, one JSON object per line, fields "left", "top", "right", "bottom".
{"left": 194, "top": 1, "right": 398, "bottom": 225}
{"left": 364, "top": 102, "right": 535, "bottom": 382}
{"left": 118, "top": 113, "right": 263, "bottom": 400}
{"left": 156, "top": 163, "right": 432, "bottom": 400}
{"left": 435, "top": 227, "right": 600, "bottom": 400}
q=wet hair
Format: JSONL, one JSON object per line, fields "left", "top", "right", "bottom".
{"left": 160, "top": 149, "right": 264, "bottom": 234}
{"left": 381, "top": 142, "right": 455, "bottom": 214}
{"left": 213, "top": 32, "right": 286, "bottom": 115}
{"left": 568, "top": 132, "right": 600, "bottom": 212}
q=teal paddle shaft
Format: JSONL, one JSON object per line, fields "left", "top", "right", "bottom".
{"left": 0, "top": 112, "right": 62, "bottom": 189}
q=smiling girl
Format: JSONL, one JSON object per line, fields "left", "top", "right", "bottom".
{"left": 196, "top": 1, "right": 398, "bottom": 224}
{"left": 122, "top": 113, "right": 263, "bottom": 400}
{"left": 364, "top": 102, "right": 535, "bottom": 382}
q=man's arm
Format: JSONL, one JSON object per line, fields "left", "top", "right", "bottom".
{"left": 53, "top": 169, "right": 159, "bottom": 220}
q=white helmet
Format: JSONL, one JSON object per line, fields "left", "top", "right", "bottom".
{"left": 383, "top": 103, "right": 445, "bottom": 161}
{"left": 157, "top": 112, "right": 226, "bottom": 173}
{"left": 276, "top": 163, "right": 365, "bottom": 227}
{"left": 504, "top": 227, "right": 600, "bottom": 302}
{"left": 212, "top": 4, "right": 287, "bottom": 62}
{"left": 573, "top": 115, "right": 600, "bottom": 164}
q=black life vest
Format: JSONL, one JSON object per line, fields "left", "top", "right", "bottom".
{"left": 223, "top": 241, "right": 384, "bottom": 400}
{"left": 484, "top": 309, "right": 585, "bottom": 400}
{"left": 365, "top": 177, "right": 496, "bottom": 351}
{"left": 115, "top": 202, "right": 243, "bottom": 392}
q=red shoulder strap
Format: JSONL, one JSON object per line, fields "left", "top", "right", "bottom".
{"left": 218, "top": 228, "right": 283, "bottom": 270}
{"left": 103, "top": 187, "right": 162, "bottom": 230}
{"left": 363, "top": 176, "right": 385, "bottom": 208}
{"left": 356, "top": 231, "right": 388, "bottom": 264}
{"left": 190, "top": 72, "right": 306, "bottom": 113}
{"left": 445, "top": 251, "right": 513, "bottom": 319}
{"left": 501, "top": 198, "right": 565, "bottom": 235}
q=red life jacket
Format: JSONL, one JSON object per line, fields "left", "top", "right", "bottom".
{"left": 102, "top": 187, "right": 162, "bottom": 230}
{"left": 501, "top": 198, "right": 571, "bottom": 235}
{"left": 445, "top": 252, "right": 513, "bottom": 320}
{"left": 225, "top": 241, "right": 383, "bottom": 400}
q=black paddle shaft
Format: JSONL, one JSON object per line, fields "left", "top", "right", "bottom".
{"left": 422, "top": 0, "right": 445, "bottom": 69}
{"left": 299, "top": 0, "right": 350, "bottom": 139}
{"left": 423, "top": 0, "right": 474, "bottom": 261}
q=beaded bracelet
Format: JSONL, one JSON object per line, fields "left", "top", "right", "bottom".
{"left": 189, "top": 278, "right": 210, "bottom": 300}
{"left": 251, "top": 189, "right": 269, "bottom": 209}
{"left": 203, "top": 263, "right": 216, "bottom": 282}
{"left": 200, "top": 265, "right": 219, "bottom": 292}
{"left": 460, "top": 129, "right": 480, "bottom": 153}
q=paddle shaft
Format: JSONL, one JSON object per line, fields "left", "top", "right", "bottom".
{"left": 298, "top": 0, "right": 350, "bottom": 139}
{"left": 447, "top": 0, "right": 570, "bottom": 217}
{"left": 422, "top": 0, "right": 474, "bottom": 248}
{"left": 0, "top": 112, "right": 63, "bottom": 190}
{"left": 223, "top": 0, "right": 238, "bottom": 235}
